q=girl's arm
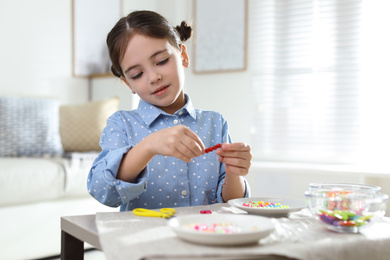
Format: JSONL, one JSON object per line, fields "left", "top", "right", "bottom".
{"left": 117, "top": 125, "right": 205, "bottom": 182}
{"left": 216, "top": 142, "right": 252, "bottom": 202}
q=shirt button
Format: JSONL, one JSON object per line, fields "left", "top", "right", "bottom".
{"left": 181, "top": 190, "right": 187, "bottom": 196}
{"left": 173, "top": 119, "right": 179, "bottom": 125}
{"left": 178, "top": 111, "right": 183, "bottom": 116}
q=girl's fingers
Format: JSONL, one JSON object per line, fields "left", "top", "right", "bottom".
{"left": 216, "top": 142, "right": 252, "bottom": 176}
{"left": 182, "top": 127, "right": 205, "bottom": 153}
{"left": 150, "top": 125, "right": 204, "bottom": 161}
{"left": 219, "top": 155, "right": 251, "bottom": 170}
{"left": 216, "top": 143, "right": 252, "bottom": 160}
{"left": 224, "top": 163, "right": 250, "bottom": 176}
{"left": 220, "top": 142, "right": 251, "bottom": 152}
{"left": 176, "top": 135, "right": 204, "bottom": 159}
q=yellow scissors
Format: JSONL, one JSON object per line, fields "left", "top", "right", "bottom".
{"left": 133, "top": 208, "right": 175, "bottom": 219}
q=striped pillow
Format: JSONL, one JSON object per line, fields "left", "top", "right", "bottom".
{"left": 0, "top": 96, "right": 63, "bottom": 157}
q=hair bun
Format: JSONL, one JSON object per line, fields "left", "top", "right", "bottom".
{"left": 175, "top": 21, "right": 192, "bottom": 42}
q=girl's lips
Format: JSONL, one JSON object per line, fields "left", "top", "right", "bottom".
{"left": 152, "top": 85, "right": 170, "bottom": 96}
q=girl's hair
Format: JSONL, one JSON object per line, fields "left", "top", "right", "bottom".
{"left": 107, "top": 10, "right": 192, "bottom": 78}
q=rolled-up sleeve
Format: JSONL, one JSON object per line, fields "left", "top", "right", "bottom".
{"left": 87, "top": 112, "right": 148, "bottom": 207}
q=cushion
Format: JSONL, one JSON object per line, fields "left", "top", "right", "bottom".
{"left": 0, "top": 96, "right": 63, "bottom": 157}
{"left": 65, "top": 152, "right": 100, "bottom": 196}
{"left": 60, "top": 97, "right": 120, "bottom": 152}
{"left": 0, "top": 157, "right": 67, "bottom": 206}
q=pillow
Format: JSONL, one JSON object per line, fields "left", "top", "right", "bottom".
{"left": 0, "top": 96, "right": 63, "bottom": 157}
{"left": 60, "top": 96, "right": 120, "bottom": 152}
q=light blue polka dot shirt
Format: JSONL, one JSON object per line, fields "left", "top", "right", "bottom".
{"left": 87, "top": 94, "right": 248, "bottom": 211}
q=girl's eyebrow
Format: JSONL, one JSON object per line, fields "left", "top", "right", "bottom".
{"left": 124, "top": 49, "right": 168, "bottom": 74}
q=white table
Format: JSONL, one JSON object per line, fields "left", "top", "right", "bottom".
{"left": 61, "top": 214, "right": 101, "bottom": 259}
{"left": 61, "top": 203, "right": 390, "bottom": 260}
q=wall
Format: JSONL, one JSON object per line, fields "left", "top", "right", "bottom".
{"left": 0, "top": 0, "right": 88, "bottom": 104}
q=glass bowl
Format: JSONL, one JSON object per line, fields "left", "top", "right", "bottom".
{"left": 305, "top": 183, "right": 388, "bottom": 233}
{"left": 309, "top": 183, "right": 382, "bottom": 193}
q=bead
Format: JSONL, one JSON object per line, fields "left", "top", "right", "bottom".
{"left": 339, "top": 220, "right": 356, "bottom": 226}
{"left": 186, "top": 222, "right": 241, "bottom": 234}
{"left": 242, "top": 201, "right": 290, "bottom": 209}
{"left": 318, "top": 209, "right": 373, "bottom": 228}
{"left": 204, "top": 143, "right": 222, "bottom": 154}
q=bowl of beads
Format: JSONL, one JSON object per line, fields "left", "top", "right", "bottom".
{"left": 305, "top": 183, "right": 388, "bottom": 233}
{"left": 228, "top": 197, "right": 307, "bottom": 217}
{"left": 308, "top": 183, "right": 382, "bottom": 194}
{"left": 168, "top": 214, "right": 275, "bottom": 246}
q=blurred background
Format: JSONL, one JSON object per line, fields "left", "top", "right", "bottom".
{"left": 1, "top": 0, "right": 390, "bottom": 201}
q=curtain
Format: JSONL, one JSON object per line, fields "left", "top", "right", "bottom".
{"left": 249, "top": 0, "right": 390, "bottom": 166}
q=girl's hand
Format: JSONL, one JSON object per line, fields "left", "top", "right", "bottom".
{"left": 216, "top": 143, "right": 252, "bottom": 176}
{"left": 145, "top": 125, "right": 205, "bottom": 162}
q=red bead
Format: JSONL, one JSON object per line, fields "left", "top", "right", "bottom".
{"left": 205, "top": 144, "right": 222, "bottom": 154}
{"left": 339, "top": 220, "right": 356, "bottom": 227}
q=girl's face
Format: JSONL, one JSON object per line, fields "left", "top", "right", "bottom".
{"left": 120, "top": 34, "right": 189, "bottom": 114}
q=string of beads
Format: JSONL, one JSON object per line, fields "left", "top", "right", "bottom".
{"left": 204, "top": 143, "right": 222, "bottom": 153}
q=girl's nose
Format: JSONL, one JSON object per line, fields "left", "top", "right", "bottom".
{"left": 149, "top": 70, "right": 162, "bottom": 83}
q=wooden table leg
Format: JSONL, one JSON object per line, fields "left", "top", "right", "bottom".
{"left": 61, "top": 230, "right": 84, "bottom": 260}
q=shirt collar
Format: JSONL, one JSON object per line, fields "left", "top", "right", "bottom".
{"left": 137, "top": 94, "right": 196, "bottom": 126}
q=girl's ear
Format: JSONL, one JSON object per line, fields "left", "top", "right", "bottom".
{"left": 180, "top": 44, "right": 190, "bottom": 68}
{"left": 121, "top": 77, "right": 136, "bottom": 94}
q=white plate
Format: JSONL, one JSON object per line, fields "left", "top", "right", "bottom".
{"left": 228, "top": 197, "right": 307, "bottom": 217}
{"left": 168, "top": 214, "right": 275, "bottom": 246}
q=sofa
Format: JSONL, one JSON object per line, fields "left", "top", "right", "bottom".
{"left": 0, "top": 95, "right": 120, "bottom": 260}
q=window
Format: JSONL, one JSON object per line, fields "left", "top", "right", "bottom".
{"left": 249, "top": 0, "right": 390, "bottom": 166}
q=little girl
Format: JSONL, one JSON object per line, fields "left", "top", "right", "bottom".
{"left": 87, "top": 10, "right": 252, "bottom": 211}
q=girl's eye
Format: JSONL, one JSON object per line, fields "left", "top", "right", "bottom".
{"left": 157, "top": 58, "right": 169, "bottom": 66}
{"left": 131, "top": 72, "right": 142, "bottom": 80}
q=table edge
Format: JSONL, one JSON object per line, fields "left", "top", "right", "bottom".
{"left": 61, "top": 214, "right": 101, "bottom": 250}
